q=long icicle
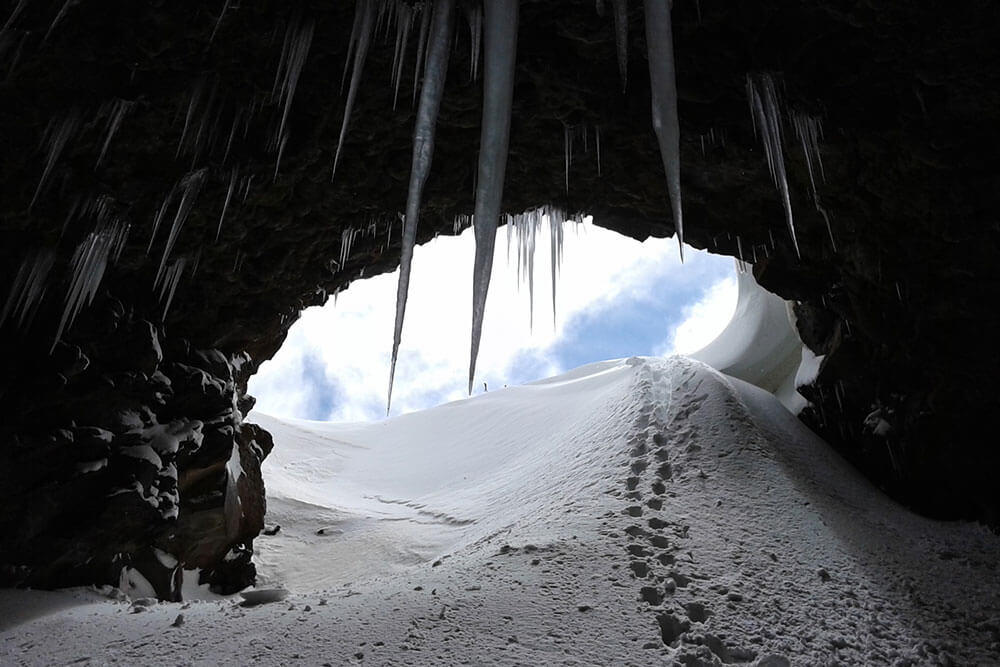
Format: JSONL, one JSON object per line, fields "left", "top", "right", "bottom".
{"left": 611, "top": 0, "right": 628, "bottom": 92}
{"left": 387, "top": 0, "right": 455, "bottom": 413}
{"left": 332, "top": 0, "right": 375, "bottom": 180}
{"left": 747, "top": 73, "right": 799, "bottom": 257}
{"left": 468, "top": 0, "right": 518, "bottom": 394}
{"left": 644, "top": 0, "right": 684, "bottom": 261}
{"left": 390, "top": 2, "right": 414, "bottom": 110}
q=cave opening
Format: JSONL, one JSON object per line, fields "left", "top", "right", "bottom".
{"left": 248, "top": 218, "right": 737, "bottom": 422}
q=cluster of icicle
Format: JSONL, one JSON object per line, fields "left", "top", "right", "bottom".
{"left": 5, "top": 0, "right": 691, "bottom": 402}
{"left": 386, "top": 0, "right": 684, "bottom": 410}
{"left": 746, "top": 72, "right": 835, "bottom": 256}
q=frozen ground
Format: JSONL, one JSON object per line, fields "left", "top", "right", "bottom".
{"left": 2, "top": 356, "right": 999, "bottom": 665}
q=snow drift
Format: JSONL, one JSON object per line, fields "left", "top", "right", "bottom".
{"left": 4, "top": 356, "right": 998, "bottom": 665}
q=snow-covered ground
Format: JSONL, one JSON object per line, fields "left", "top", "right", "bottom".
{"left": 3, "top": 356, "right": 999, "bottom": 665}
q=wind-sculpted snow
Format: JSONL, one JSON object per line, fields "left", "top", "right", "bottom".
{"left": 5, "top": 358, "right": 998, "bottom": 664}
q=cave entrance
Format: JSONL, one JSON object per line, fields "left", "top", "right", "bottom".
{"left": 248, "top": 218, "right": 736, "bottom": 423}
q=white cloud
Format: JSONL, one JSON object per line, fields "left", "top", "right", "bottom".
{"left": 658, "top": 274, "right": 738, "bottom": 356}
{"left": 249, "top": 218, "right": 736, "bottom": 422}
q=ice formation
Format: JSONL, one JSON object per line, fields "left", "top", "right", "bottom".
{"left": 272, "top": 10, "right": 314, "bottom": 153}
{"left": 154, "top": 168, "right": 207, "bottom": 286}
{"left": 216, "top": 167, "right": 238, "bottom": 241}
{"left": 95, "top": 99, "right": 134, "bottom": 169}
{"left": 158, "top": 257, "right": 187, "bottom": 320}
{"left": 747, "top": 73, "right": 800, "bottom": 257}
{"left": 792, "top": 110, "right": 836, "bottom": 251}
{"left": 31, "top": 108, "right": 81, "bottom": 208}
{"left": 644, "top": 0, "right": 684, "bottom": 260}
{"left": 333, "top": 0, "right": 375, "bottom": 180}
{"left": 469, "top": 0, "right": 518, "bottom": 394}
{"left": 1, "top": 249, "right": 55, "bottom": 330}
{"left": 390, "top": 2, "right": 415, "bottom": 109}
{"left": 412, "top": 1, "right": 433, "bottom": 105}
{"left": 388, "top": 0, "right": 455, "bottom": 412}
{"left": 465, "top": 3, "right": 482, "bottom": 82}
{"left": 51, "top": 220, "right": 130, "bottom": 352}
{"left": 611, "top": 0, "right": 628, "bottom": 92}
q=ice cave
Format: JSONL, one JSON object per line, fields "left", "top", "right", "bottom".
{"left": 1, "top": 1, "right": 999, "bottom": 664}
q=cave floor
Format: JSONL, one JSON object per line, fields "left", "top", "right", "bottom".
{"left": 2, "top": 357, "right": 998, "bottom": 666}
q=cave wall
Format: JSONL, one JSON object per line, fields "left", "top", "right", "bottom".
{"left": 1, "top": 0, "right": 998, "bottom": 592}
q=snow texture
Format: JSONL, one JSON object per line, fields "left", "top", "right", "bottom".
{"left": 5, "top": 357, "right": 998, "bottom": 665}
{"left": 469, "top": 0, "right": 518, "bottom": 394}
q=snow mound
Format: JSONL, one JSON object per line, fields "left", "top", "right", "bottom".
{"left": 4, "top": 357, "right": 998, "bottom": 665}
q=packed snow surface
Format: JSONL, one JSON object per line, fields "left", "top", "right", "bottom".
{"left": 3, "top": 357, "right": 999, "bottom": 665}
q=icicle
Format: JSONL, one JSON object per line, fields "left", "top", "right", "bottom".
{"left": 154, "top": 168, "right": 207, "bottom": 286}
{"left": 43, "top": 0, "right": 76, "bottom": 44}
{"left": 176, "top": 77, "right": 206, "bottom": 158}
{"left": 1, "top": 250, "right": 55, "bottom": 330}
{"left": 51, "top": 221, "right": 128, "bottom": 352}
{"left": 468, "top": 0, "right": 518, "bottom": 395}
{"left": 333, "top": 0, "right": 375, "bottom": 180}
{"left": 611, "top": 0, "right": 628, "bottom": 92}
{"left": 273, "top": 10, "right": 315, "bottom": 150}
{"left": 95, "top": 99, "right": 133, "bottom": 169}
{"left": 564, "top": 124, "right": 570, "bottom": 194}
{"left": 644, "top": 0, "right": 684, "bottom": 260}
{"left": 466, "top": 3, "right": 482, "bottom": 82}
{"left": 217, "top": 167, "right": 238, "bottom": 241}
{"left": 390, "top": 2, "right": 414, "bottom": 109}
{"left": 387, "top": 0, "right": 454, "bottom": 412}
{"left": 549, "top": 208, "right": 565, "bottom": 329}
{"left": 412, "top": 0, "right": 432, "bottom": 105}
{"left": 159, "top": 257, "right": 186, "bottom": 320}
{"left": 747, "top": 73, "right": 799, "bottom": 257}
{"left": 3, "top": 0, "right": 30, "bottom": 33}
{"left": 31, "top": 108, "right": 80, "bottom": 209}
{"left": 596, "top": 124, "right": 602, "bottom": 176}
{"left": 339, "top": 227, "right": 358, "bottom": 267}
{"left": 792, "top": 110, "right": 836, "bottom": 251}
{"left": 210, "top": 0, "right": 231, "bottom": 43}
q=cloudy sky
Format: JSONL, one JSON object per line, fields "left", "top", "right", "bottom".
{"left": 249, "top": 218, "right": 737, "bottom": 423}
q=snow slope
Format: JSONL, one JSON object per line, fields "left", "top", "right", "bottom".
{"left": 3, "top": 357, "right": 999, "bottom": 665}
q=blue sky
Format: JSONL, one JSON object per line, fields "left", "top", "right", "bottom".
{"left": 249, "top": 217, "right": 737, "bottom": 422}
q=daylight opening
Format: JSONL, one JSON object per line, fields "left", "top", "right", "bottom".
{"left": 249, "top": 218, "right": 737, "bottom": 423}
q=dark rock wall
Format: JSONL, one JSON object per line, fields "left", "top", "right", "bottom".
{"left": 1, "top": 0, "right": 998, "bottom": 592}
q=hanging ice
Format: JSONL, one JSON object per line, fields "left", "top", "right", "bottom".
{"left": 792, "top": 110, "right": 835, "bottom": 251}
{"left": 611, "top": 0, "right": 628, "bottom": 92}
{"left": 210, "top": 0, "right": 231, "bottom": 43}
{"left": 549, "top": 209, "right": 565, "bottom": 328}
{"left": 154, "top": 168, "right": 207, "bottom": 286}
{"left": 1, "top": 250, "right": 55, "bottom": 331}
{"left": 412, "top": 0, "right": 433, "bottom": 105}
{"left": 216, "top": 166, "right": 238, "bottom": 241}
{"left": 332, "top": 0, "right": 375, "bottom": 180}
{"left": 468, "top": 0, "right": 518, "bottom": 394}
{"left": 95, "top": 99, "right": 134, "bottom": 169}
{"left": 51, "top": 221, "right": 129, "bottom": 352}
{"left": 272, "top": 10, "right": 315, "bottom": 151}
{"left": 747, "top": 73, "right": 800, "bottom": 257}
{"left": 644, "top": 0, "right": 684, "bottom": 261}
{"left": 158, "top": 257, "right": 187, "bottom": 320}
{"left": 466, "top": 3, "right": 482, "bottom": 82}
{"left": 387, "top": 0, "right": 455, "bottom": 412}
{"left": 390, "top": 2, "right": 414, "bottom": 110}
{"left": 31, "top": 108, "right": 80, "bottom": 209}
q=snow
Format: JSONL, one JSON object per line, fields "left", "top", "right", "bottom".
{"left": 5, "top": 355, "right": 999, "bottom": 664}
